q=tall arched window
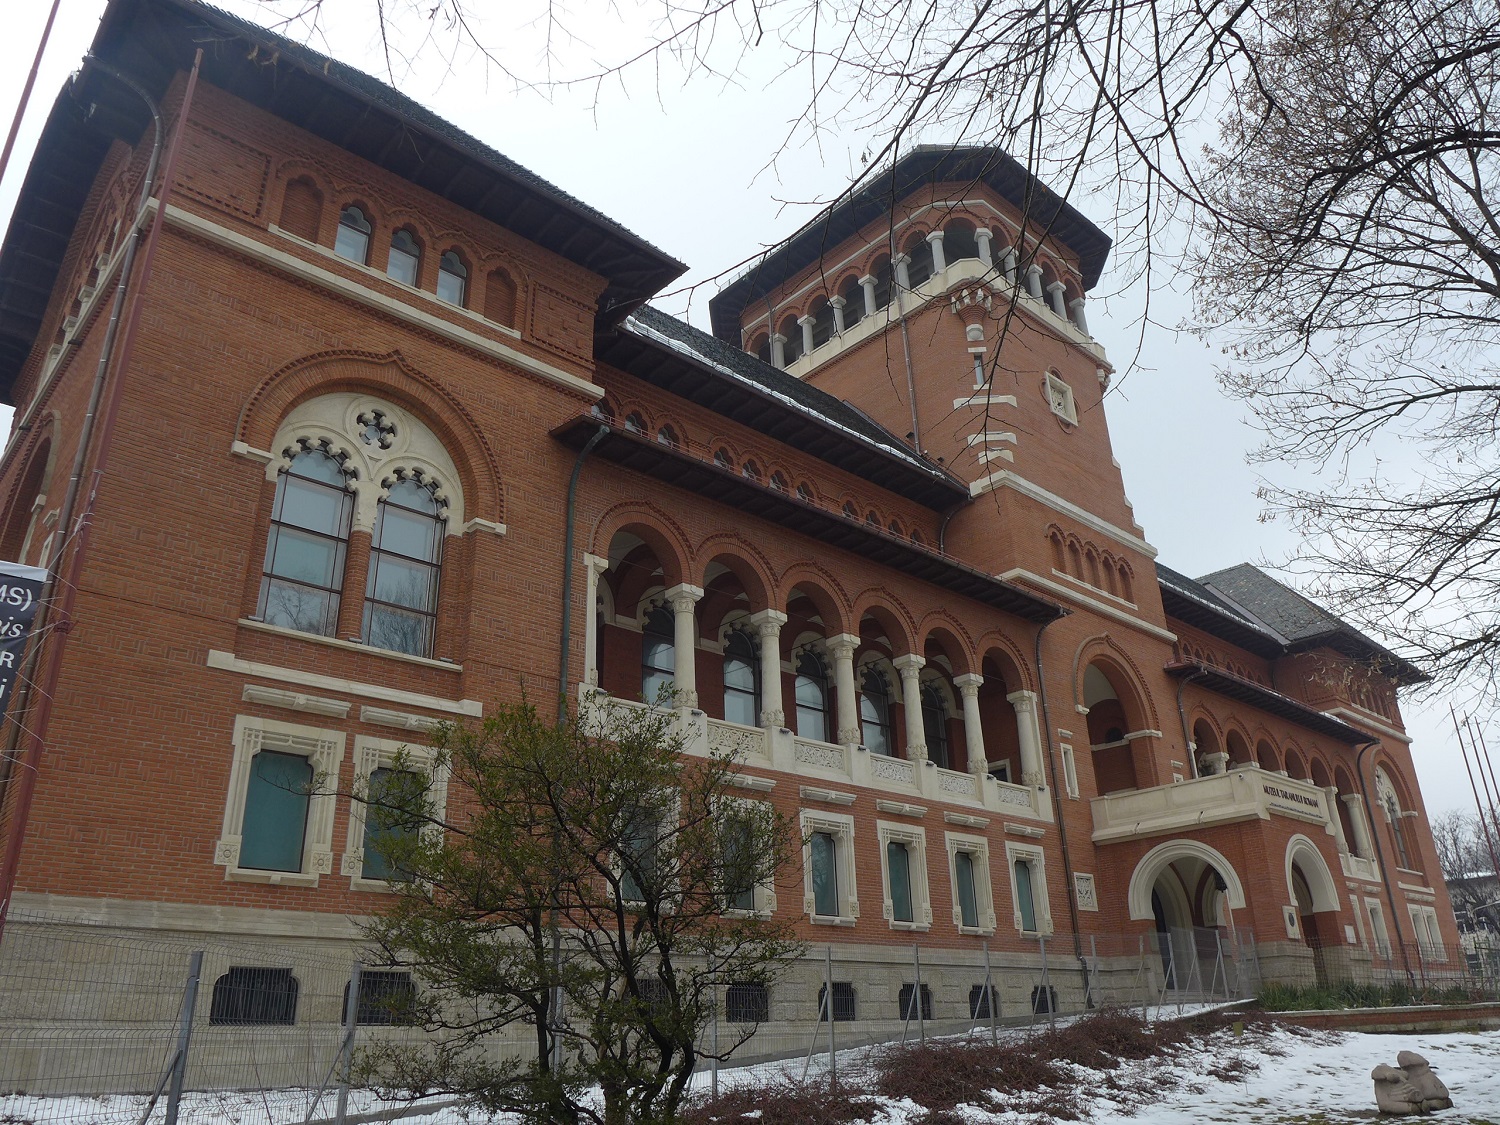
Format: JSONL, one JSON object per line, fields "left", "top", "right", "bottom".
{"left": 839, "top": 277, "right": 865, "bottom": 327}
{"left": 437, "top": 252, "right": 467, "bottom": 306}
{"left": 259, "top": 444, "right": 354, "bottom": 637}
{"left": 387, "top": 229, "right": 420, "bottom": 286}
{"left": 921, "top": 681, "right": 951, "bottom": 769}
{"left": 722, "top": 629, "right": 760, "bottom": 727}
{"left": 363, "top": 476, "right": 445, "bottom": 657}
{"left": 860, "top": 666, "right": 894, "bottom": 755}
{"left": 641, "top": 605, "right": 675, "bottom": 701}
{"left": 794, "top": 651, "right": 830, "bottom": 741}
{"left": 335, "top": 206, "right": 372, "bottom": 264}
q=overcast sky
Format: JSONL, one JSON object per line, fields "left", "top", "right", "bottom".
{"left": 1, "top": 0, "right": 1489, "bottom": 821}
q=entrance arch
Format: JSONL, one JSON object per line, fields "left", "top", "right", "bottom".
{"left": 1128, "top": 839, "right": 1247, "bottom": 921}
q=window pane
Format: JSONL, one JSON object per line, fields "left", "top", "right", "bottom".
{"left": 887, "top": 840, "right": 913, "bottom": 923}
{"left": 369, "top": 555, "right": 437, "bottom": 611}
{"left": 1015, "top": 859, "right": 1037, "bottom": 932}
{"left": 387, "top": 233, "right": 419, "bottom": 286}
{"left": 811, "top": 831, "right": 838, "bottom": 917}
{"left": 436, "top": 256, "right": 466, "bottom": 305}
{"left": 259, "top": 578, "right": 338, "bottom": 636}
{"left": 362, "top": 767, "right": 419, "bottom": 881}
{"left": 334, "top": 209, "right": 370, "bottom": 264}
{"left": 724, "top": 817, "right": 757, "bottom": 911}
{"left": 642, "top": 614, "right": 675, "bottom": 699}
{"left": 240, "top": 750, "right": 312, "bottom": 872}
{"left": 621, "top": 812, "right": 658, "bottom": 902}
{"left": 363, "top": 603, "right": 434, "bottom": 657}
{"left": 724, "top": 654, "right": 758, "bottom": 725}
{"left": 956, "top": 851, "right": 979, "bottom": 929}
{"left": 276, "top": 473, "right": 350, "bottom": 535}
{"left": 264, "top": 526, "right": 344, "bottom": 588}
{"left": 376, "top": 499, "right": 441, "bottom": 560}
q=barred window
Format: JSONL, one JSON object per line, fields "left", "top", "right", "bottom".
{"left": 725, "top": 982, "right": 769, "bottom": 1024}
{"left": 210, "top": 967, "right": 298, "bottom": 1026}
{"left": 818, "top": 981, "right": 856, "bottom": 1022}
{"left": 898, "top": 982, "right": 932, "bottom": 1021}
{"left": 343, "top": 970, "right": 417, "bottom": 1026}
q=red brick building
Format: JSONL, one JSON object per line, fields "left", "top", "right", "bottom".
{"left": 0, "top": 0, "right": 1458, "bottom": 1041}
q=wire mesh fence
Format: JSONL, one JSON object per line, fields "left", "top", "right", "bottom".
{"left": 1253, "top": 934, "right": 1500, "bottom": 1008}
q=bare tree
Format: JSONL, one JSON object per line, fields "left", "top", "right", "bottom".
{"left": 1433, "top": 810, "right": 1500, "bottom": 931}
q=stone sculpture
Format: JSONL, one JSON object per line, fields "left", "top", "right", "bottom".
{"left": 1397, "top": 1051, "right": 1453, "bottom": 1112}
{"left": 1372, "top": 1064, "right": 1424, "bottom": 1115}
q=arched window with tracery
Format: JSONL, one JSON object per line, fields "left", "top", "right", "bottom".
{"left": 335, "top": 206, "right": 372, "bottom": 264}
{"left": 259, "top": 442, "right": 354, "bottom": 637}
{"left": 387, "top": 229, "right": 420, "bottom": 286}
{"left": 364, "top": 474, "right": 445, "bottom": 657}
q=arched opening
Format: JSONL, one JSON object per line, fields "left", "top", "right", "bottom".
{"left": 484, "top": 267, "right": 518, "bottom": 326}
{"left": 597, "top": 528, "right": 683, "bottom": 703}
{"left": 700, "top": 555, "right": 764, "bottom": 726}
{"left": 386, "top": 228, "right": 421, "bottom": 286}
{"left": 808, "top": 298, "right": 837, "bottom": 350}
{"left": 0, "top": 435, "right": 53, "bottom": 565}
{"left": 1310, "top": 758, "right": 1332, "bottom": 790}
{"left": 437, "top": 250, "right": 468, "bottom": 307}
{"left": 1192, "top": 718, "right": 1224, "bottom": 776}
{"left": 335, "top": 205, "right": 372, "bottom": 264}
{"left": 1334, "top": 765, "right": 1362, "bottom": 856}
{"left": 903, "top": 232, "right": 935, "bottom": 288}
{"left": 1284, "top": 746, "right": 1308, "bottom": 782}
{"left": 749, "top": 332, "right": 771, "bottom": 364}
{"left": 1138, "top": 846, "right": 1241, "bottom": 995}
{"left": 1225, "top": 729, "right": 1253, "bottom": 768}
{"left": 777, "top": 314, "right": 803, "bottom": 365}
{"left": 944, "top": 219, "right": 979, "bottom": 263}
{"left": 838, "top": 276, "right": 865, "bottom": 328}
{"left": 858, "top": 605, "right": 910, "bottom": 758}
{"left": 1256, "top": 738, "right": 1281, "bottom": 773}
{"left": 978, "top": 649, "right": 1025, "bottom": 783}
{"left": 869, "top": 255, "right": 894, "bottom": 310}
{"left": 1288, "top": 837, "right": 1343, "bottom": 984}
{"left": 1085, "top": 662, "right": 1136, "bottom": 793}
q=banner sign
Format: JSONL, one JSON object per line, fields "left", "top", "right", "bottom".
{"left": 0, "top": 561, "right": 47, "bottom": 723}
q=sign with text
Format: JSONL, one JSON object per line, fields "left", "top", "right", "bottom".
{"left": 0, "top": 561, "right": 47, "bottom": 723}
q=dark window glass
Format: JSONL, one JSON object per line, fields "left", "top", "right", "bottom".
{"left": 795, "top": 651, "right": 829, "bottom": 741}
{"left": 725, "top": 982, "right": 769, "bottom": 1023}
{"left": 969, "top": 984, "right": 998, "bottom": 1020}
{"left": 860, "top": 667, "right": 893, "bottom": 755}
{"left": 637, "top": 977, "right": 670, "bottom": 1018}
{"left": 887, "top": 840, "right": 914, "bottom": 923}
{"left": 210, "top": 967, "right": 298, "bottom": 1026}
{"left": 811, "top": 831, "right": 838, "bottom": 917}
{"left": 723, "top": 629, "right": 759, "bottom": 727}
{"left": 620, "top": 811, "right": 660, "bottom": 903}
{"left": 1015, "top": 858, "right": 1038, "bottom": 932}
{"left": 839, "top": 277, "right": 865, "bottom": 327}
{"left": 871, "top": 258, "right": 893, "bottom": 309}
{"left": 334, "top": 207, "right": 371, "bottom": 264}
{"left": 437, "top": 252, "right": 467, "bottom": 306}
{"left": 955, "top": 851, "right": 979, "bottom": 929}
{"left": 641, "top": 605, "right": 675, "bottom": 701}
{"left": 362, "top": 767, "right": 420, "bottom": 881}
{"left": 779, "top": 318, "right": 802, "bottom": 364}
{"left": 809, "top": 301, "right": 836, "bottom": 349}
{"left": 922, "top": 681, "right": 950, "bottom": 770}
{"left": 343, "top": 970, "right": 417, "bottom": 1026}
{"left": 898, "top": 983, "right": 932, "bottom": 1021}
{"left": 259, "top": 447, "right": 353, "bottom": 637}
{"left": 363, "top": 478, "right": 444, "bottom": 657}
{"left": 818, "top": 981, "right": 856, "bottom": 1021}
{"left": 387, "top": 229, "right": 420, "bottom": 286}
{"left": 722, "top": 814, "right": 757, "bottom": 912}
{"left": 946, "top": 223, "right": 980, "bottom": 262}
{"left": 239, "top": 750, "right": 312, "bottom": 872}
{"left": 905, "top": 237, "right": 935, "bottom": 288}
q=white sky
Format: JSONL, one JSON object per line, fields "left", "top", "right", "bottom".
{"left": 0, "top": 0, "right": 1489, "bottom": 821}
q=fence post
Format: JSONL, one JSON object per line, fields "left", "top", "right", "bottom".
{"left": 335, "top": 962, "right": 362, "bottom": 1125}
{"left": 983, "top": 940, "right": 997, "bottom": 1045}
{"left": 164, "top": 950, "right": 203, "bottom": 1125}
{"left": 709, "top": 989, "right": 719, "bottom": 1101}
{"left": 913, "top": 943, "right": 926, "bottom": 1044}
{"left": 825, "top": 946, "right": 836, "bottom": 1087}
{"left": 1040, "top": 935, "right": 1054, "bottom": 1029}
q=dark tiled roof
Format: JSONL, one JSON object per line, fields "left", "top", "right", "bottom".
{"left": 1199, "top": 563, "right": 1425, "bottom": 684}
{"left": 707, "top": 144, "right": 1112, "bottom": 342}
{"left": 1156, "top": 563, "right": 1286, "bottom": 658}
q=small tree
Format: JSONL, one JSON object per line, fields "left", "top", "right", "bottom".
{"left": 353, "top": 696, "right": 803, "bottom": 1125}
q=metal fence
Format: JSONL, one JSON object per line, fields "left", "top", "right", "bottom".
{"left": 1254, "top": 934, "right": 1500, "bottom": 1005}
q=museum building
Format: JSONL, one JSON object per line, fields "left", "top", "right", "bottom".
{"left": 0, "top": 0, "right": 1460, "bottom": 1046}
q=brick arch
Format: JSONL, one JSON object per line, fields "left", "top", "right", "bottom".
{"left": 590, "top": 502, "right": 692, "bottom": 590}
{"left": 775, "top": 562, "right": 851, "bottom": 635}
{"left": 916, "top": 612, "right": 977, "bottom": 677}
{"left": 975, "top": 630, "right": 1035, "bottom": 693}
{"left": 0, "top": 412, "right": 59, "bottom": 562}
{"left": 850, "top": 588, "right": 918, "bottom": 657}
{"left": 1070, "top": 633, "right": 1160, "bottom": 733}
{"left": 383, "top": 209, "right": 435, "bottom": 248}
{"left": 1188, "top": 707, "right": 1224, "bottom": 752}
{"left": 1222, "top": 722, "right": 1255, "bottom": 766}
{"left": 237, "top": 349, "right": 504, "bottom": 523}
{"left": 696, "top": 533, "right": 776, "bottom": 612}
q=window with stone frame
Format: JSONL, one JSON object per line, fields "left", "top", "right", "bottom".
{"left": 1004, "top": 841, "right": 1053, "bottom": 935}
{"left": 946, "top": 831, "right": 997, "bottom": 934}
{"left": 876, "top": 821, "right": 931, "bottom": 931}
{"left": 258, "top": 441, "right": 354, "bottom": 638}
{"left": 801, "top": 809, "right": 857, "bottom": 923}
{"left": 342, "top": 733, "right": 450, "bottom": 891}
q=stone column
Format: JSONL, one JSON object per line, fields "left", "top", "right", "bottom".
{"left": 954, "top": 673, "right": 986, "bottom": 774}
{"left": 859, "top": 274, "right": 877, "bottom": 317}
{"left": 894, "top": 253, "right": 912, "bottom": 295}
{"left": 1343, "top": 793, "right": 1376, "bottom": 859}
{"left": 828, "top": 633, "right": 861, "bottom": 749}
{"left": 769, "top": 332, "right": 787, "bottom": 368}
{"left": 975, "top": 227, "right": 993, "bottom": 269}
{"left": 927, "top": 229, "right": 947, "bottom": 275}
{"left": 1007, "top": 689, "right": 1045, "bottom": 787}
{"left": 583, "top": 553, "right": 610, "bottom": 687}
{"left": 1068, "top": 296, "right": 1089, "bottom": 334}
{"left": 798, "top": 314, "right": 816, "bottom": 357}
{"left": 666, "top": 583, "right": 702, "bottom": 708}
{"left": 1001, "top": 247, "right": 1018, "bottom": 287}
{"left": 893, "top": 653, "right": 928, "bottom": 762}
{"left": 750, "top": 609, "right": 787, "bottom": 728}
{"left": 1325, "top": 786, "right": 1350, "bottom": 854}
{"left": 1046, "top": 280, "right": 1068, "bottom": 318}
{"left": 830, "top": 295, "right": 847, "bottom": 334}
{"left": 1026, "top": 264, "right": 1044, "bottom": 300}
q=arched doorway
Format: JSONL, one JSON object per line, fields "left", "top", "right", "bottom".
{"left": 1130, "top": 841, "right": 1247, "bottom": 998}
{"left": 1287, "top": 836, "right": 1342, "bottom": 987}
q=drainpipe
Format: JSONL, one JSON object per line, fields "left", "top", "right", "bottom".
{"left": 1032, "top": 613, "right": 1092, "bottom": 997}
{"left": 1355, "top": 739, "right": 1415, "bottom": 983}
{"left": 1175, "top": 667, "right": 1208, "bottom": 779}
{"left": 556, "top": 424, "right": 609, "bottom": 724}
{"left": 0, "top": 58, "right": 167, "bottom": 807}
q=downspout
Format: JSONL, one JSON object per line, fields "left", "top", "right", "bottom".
{"left": 1356, "top": 739, "right": 1415, "bottom": 982}
{"left": 1032, "top": 613, "right": 1091, "bottom": 997}
{"left": 936, "top": 496, "right": 970, "bottom": 555}
{"left": 1176, "top": 668, "right": 1208, "bottom": 779}
{"left": 556, "top": 423, "right": 609, "bottom": 724}
{"left": 0, "top": 58, "right": 166, "bottom": 797}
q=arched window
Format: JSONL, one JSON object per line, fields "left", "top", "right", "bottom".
{"left": 641, "top": 605, "right": 675, "bottom": 701}
{"left": 714, "top": 448, "right": 734, "bottom": 470}
{"left": 796, "top": 482, "right": 815, "bottom": 503}
{"left": 944, "top": 221, "right": 979, "bottom": 263}
{"left": 363, "top": 476, "right": 445, "bottom": 657}
{"left": 751, "top": 334, "right": 772, "bottom": 363}
{"left": 437, "top": 251, "right": 468, "bottom": 306}
{"left": 656, "top": 425, "right": 679, "bottom": 448}
{"left": 335, "top": 206, "right": 372, "bottom": 264}
{"left": 921, "top": 680, "right": 950, "bottom": 770}
{"left": 742, "top": 460, "right": 762, "bottom": 483}
{"left": 387, "top": 229, "right": 420, "bottom": 286}
{"left": 839, "top": 277, "right": 865, "bottom": 328}
{"left": 259, "top": 444, "right": 354, "bottom": 637}
{"left": 722, "top": 629, "right": 760, "bottom": 727}
{"left": 809, "top": 299, "right": 836, "bottom": 349}
{"left": 769, "top": 471, "right": 790, "bottom": 493}
{"left": 795, "top": 650, "right": 830, "bottom": 741}
{"left": 904, "top": 233, "right": 934, "bottom": 288}
{"left": 860, "top": 666, "right": 894, "bottom": 755}
{"left": 624, "top": 412, "right": 647, "bottom": 435}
